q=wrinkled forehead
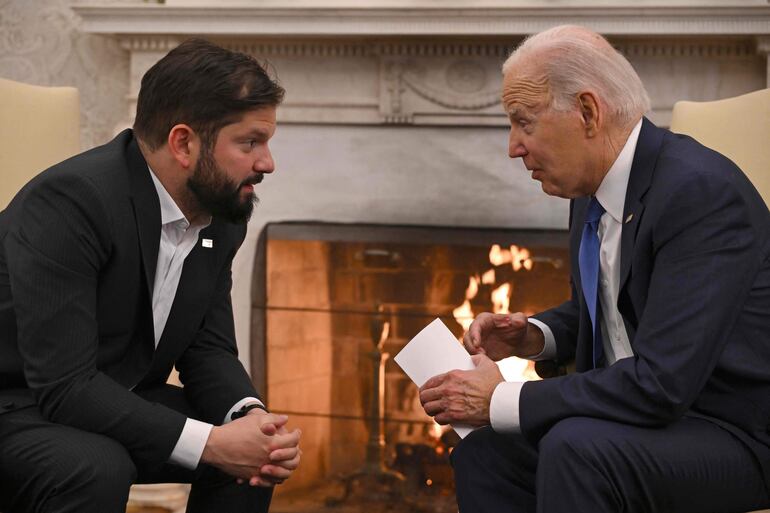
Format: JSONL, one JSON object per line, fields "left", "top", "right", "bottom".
{"left": 501, "top": 60, "right": 551, "bottom": 115}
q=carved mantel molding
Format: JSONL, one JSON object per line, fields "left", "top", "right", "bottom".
{"left": 74, "top": 1, "right": 770, "bottom": 37}
{"left": 73, "top": 1, "right": 770, "bottom": 128}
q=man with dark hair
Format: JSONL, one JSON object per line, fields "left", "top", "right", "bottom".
{"left": 0, "top": 39, "right": 300, "bottom": 512}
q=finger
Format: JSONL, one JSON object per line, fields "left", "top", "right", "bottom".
{"left": 261, "top": 413, "right": 289, "bottom": 429}
{"left": 269, "top": 445, "right": 299, "bottom": 463}
{"left": 260, "top": 464, "right": 293, "bottom": 480}
{"left": 270, "top": 449, "right": 301, "bottom": 471}
{"left": 463, "top": 330, "right": 479, "bottom": 354}
{"left": 492, "top": 313, "right": 514, "bottom": 328}
{"left": 419, "top": 385, "right": 444, "bottom": 407}
{"left": 260, "top": 423, "right": 278, "bottom": 436}
{"left": 248, "top": 476, "right": 275, "bottom": 487}
{"left": 419, "top": 372, "right": 447, "bottom": 393}
{"left": 510, "top": 312, "right": 528, "bottom": 328}
{"left": 422, "top": 399, "right": 446, "bottom": 417}
{"left": 466, "top": 313, "right": 489, "bottom": 347}
{"left": 470, "top": 353, "right": 492, "bottom": 367}
{"left": 432, "top": 412, "right": 451, "bottom": 425}
{"left": 269, "top": 428, "right": 302, "bottom": 450}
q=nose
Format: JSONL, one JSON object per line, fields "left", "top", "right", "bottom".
{"left": 508, "top": 128, "right": 527, "bottom": 159}
{"left": 254, "top": 146, "right": 275, "bottom": 174}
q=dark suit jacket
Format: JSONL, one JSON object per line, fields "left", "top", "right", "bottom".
{"left": 0, "top": 130, "right": 259, "bottom": 465}
{"left": 526, "top": 118, "right": 770, "bottom": 490}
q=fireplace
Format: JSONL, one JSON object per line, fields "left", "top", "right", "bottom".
{"left": 251, "top": 221, "right": 570, "bottom": 507}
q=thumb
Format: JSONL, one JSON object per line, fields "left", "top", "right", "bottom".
{"left": 260, "top": 423, "right": 278, "bottom": 436}
{"left": 471, "top": 353, "right": 492, "bottom": 367}
{"left": 510, "top": 312, "right": 528, "bottom": 328}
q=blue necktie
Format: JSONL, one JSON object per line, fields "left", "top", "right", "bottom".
{"left": 579, "top": 197, "right": 605, "bottom": 368}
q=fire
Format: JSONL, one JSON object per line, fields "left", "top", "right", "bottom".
{"left": 491, "top": 283, "right": 511, "bottom": 314}
{"left": 453, "top": 244, "right": 540, "bottom": 382}
{"left": 452, "top": 275, "right": 480, "bottom": 332}
{"left": 489, "top": 244, "right": 511, "bottom": 266}
{"left": 510, "top": 245, "right": 533, "bottom": 272}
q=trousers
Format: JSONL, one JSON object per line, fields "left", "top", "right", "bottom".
{"left": 452, "top": 416, "right": 770, "bottom": 513}
{"left": 0, "top": 384, "right": 272, "bottom": 513}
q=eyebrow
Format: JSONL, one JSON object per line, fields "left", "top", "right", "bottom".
{"left": 239, "top": 128, "right": 271, "bottom": 139}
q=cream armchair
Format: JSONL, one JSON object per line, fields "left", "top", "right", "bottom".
{"left": 670, "top": 88, "right": 770, "bottom": 207}
{"left": 0, "top": 78, "right": 80, "bottom": 210}
{"left": 671, "top": 89, "right": 770, "bottom": 513}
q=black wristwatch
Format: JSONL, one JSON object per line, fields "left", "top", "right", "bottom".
{"left": 231, "top": 403, "right": 268, "bottom": 421}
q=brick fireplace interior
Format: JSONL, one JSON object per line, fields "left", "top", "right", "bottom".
{"left": 251, "top": 221, "right": 570, "bottom": 508}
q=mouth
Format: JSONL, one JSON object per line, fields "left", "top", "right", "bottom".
{"left": 240, "top": 174, "right": 264, "bottom": 192}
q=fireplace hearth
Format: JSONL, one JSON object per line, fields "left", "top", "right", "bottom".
{"left": 251, "top": 222, "right": 570, "bottom": 508}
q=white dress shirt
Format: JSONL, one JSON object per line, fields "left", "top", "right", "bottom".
{"left": 490, "top": 118, "right": 643, "bottom": 433}
{"left": 148, "top": 169, "right": 263, "bottom": 468}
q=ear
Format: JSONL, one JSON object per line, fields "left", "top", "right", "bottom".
{"left": 166, "top": 124, "right": 199, "bottom": 170}
{"left": 577, "top": 92, "right": 601, "bottom": 137}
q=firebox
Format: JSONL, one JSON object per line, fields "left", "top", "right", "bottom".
{"left": 250, "top": 222, "right": 570, "bottom": 510}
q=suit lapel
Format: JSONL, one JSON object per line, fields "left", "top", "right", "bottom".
{"left": 571, "top": 197, "right": 590, "bottom": 296}
{"left": 146, "top": 224, "right": 222, "bottom": 382}
{"left": 618, "top": 118, "right": 662, "bottom": 292}
{"left": 126, "top": 135, "right": 161, "bottom": 343}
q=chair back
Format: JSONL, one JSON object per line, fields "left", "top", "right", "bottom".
{"left": 670, "top": 88, "right": 770, "bottom": 207}
{"left": 0, "top": 78, "right": 80, "bottom": 210}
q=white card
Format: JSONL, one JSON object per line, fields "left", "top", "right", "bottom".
{"left": 394, "top": 318, "right": 475, "bottom": 438}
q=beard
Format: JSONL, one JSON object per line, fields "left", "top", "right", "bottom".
{"left": 186, "top": 146, "right": 261, "bottom": 224}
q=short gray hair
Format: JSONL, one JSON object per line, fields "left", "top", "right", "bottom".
{"left": 502, "top": 25, "right": 650, "bottom": 127}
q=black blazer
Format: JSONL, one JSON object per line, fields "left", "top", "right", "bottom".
{"left": 526, "top": 118, "right": 770, "bottom": 490}
{"left": 0, "top": 130, "right": 259, "bottom": 465}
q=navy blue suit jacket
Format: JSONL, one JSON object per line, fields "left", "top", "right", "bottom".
{"left": 526, "top": 118, "right": 770, "bottom": 490}
{"left": 0, "top": 130, "right": 259, "bottom": 465}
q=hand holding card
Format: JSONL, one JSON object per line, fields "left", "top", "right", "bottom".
{"left": 393, "top": 318, "right": 476, "bottom": 438}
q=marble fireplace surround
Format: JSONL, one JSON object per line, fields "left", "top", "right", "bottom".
{"left": 73, "top": 0, "right": 770, "bottom": 380}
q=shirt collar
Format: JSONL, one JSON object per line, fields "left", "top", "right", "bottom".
{"left": 147, "top": 167, "right": 212, "bottom": 230}
{"left": 594, "top": 118, "right": 643, "bottom": 223}
{"left": 148, "top": 166, "right": 187, "bottom": 227}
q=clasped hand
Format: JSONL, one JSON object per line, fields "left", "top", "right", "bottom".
{"left": 202, "top": 409, "right": 302, "bottom": 487}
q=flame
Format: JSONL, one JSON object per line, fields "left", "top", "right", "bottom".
{"left": 511, "top": 245, "right": 533, "bottom": 272}
{"left": 452, "top": 275, "right": 480, "bottom": 332}
{"left": 489, "top": 244, "right": 512, "bottom": 266}
{"left": 491, "top": 283, "right": 511, "bottom": 314}
{"left": 451, "top": 243, "right": 540, "bottom": 384}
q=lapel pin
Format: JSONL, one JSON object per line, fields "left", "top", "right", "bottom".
{"left": 624, "top": 213, "right": 634, "bottom": 224}
{"left": 202, "top": 238, "right": 213, "bottom": 248}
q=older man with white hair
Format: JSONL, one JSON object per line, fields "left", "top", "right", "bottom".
{"left": 419, "top": 25, "right": 770, "bottom": 512}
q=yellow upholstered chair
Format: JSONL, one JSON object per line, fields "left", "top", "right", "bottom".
{"left": 0, "top": 77, "right": 80, "bottom": 210}
{"left": 670, "top": 88, "right": 770, "bottom": 207}
{"left": 671, "top": 89, "right": 770, "bottom": 513}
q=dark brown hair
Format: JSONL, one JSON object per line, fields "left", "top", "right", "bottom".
{"left": 133, "top": 39, "right": 285, "bottom": 150}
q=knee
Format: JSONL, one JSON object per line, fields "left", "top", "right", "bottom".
{"left": 538, "top": 417, "right": 612, "bottom": 471}
{"left": 450, "top": 426, "right": 493, "bottom": 473}
{"left": 60, "top": 437, "right": 136, "bottom": 503}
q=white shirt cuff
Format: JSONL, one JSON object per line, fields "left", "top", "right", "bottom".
{"left": 224, "top": 397, "right": 265, "bottom": 424}
{"left": 489, "top": 380, "right": 525, "bottom": 434}
{"left": 168, "top": 418, "right": 213, "bottom": 469}
{"left": 526, "top": 318, "right": 557, "bottom": 361}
